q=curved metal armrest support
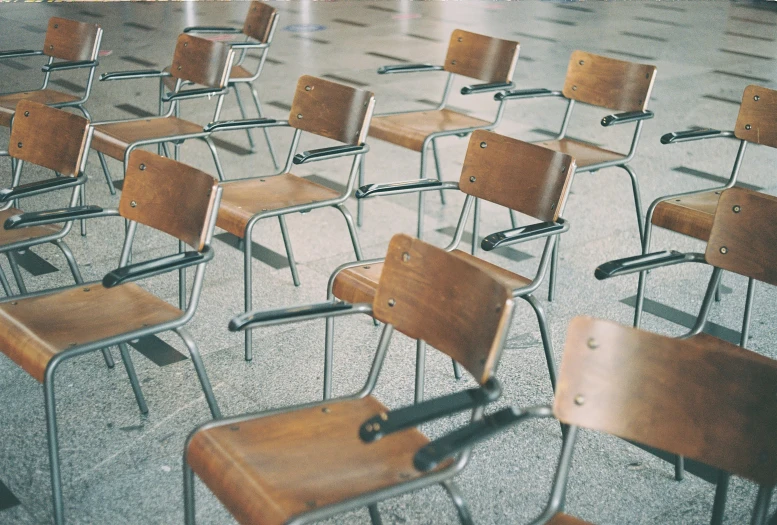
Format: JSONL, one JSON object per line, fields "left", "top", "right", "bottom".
{"left": 461, "top": 81, "right": 514, "bottom": 95}
{"left": 481, "top": 219, "right": 568, "bottom": 251}
{"left": 229, "top": 301, "right": 373, "bottom": 332}
{"left": 601, "top": 110, "right": 654, "bottom": 127}
{"left": 162, "top": 87, "right": 228, "bottom": 103}
{"left": 204, "top": 118, "right": 289, "bottom": 133}
{"left": 414, "top": 405, "right": 554, "bottom": 472}
{"left": 183, "top": 26, "right": 243, "bottom": 34}
{"left": 0, "top": 175, "right": 84, "bottom": 203}
{"left": 356, "top": 179, "right": 459, "bottom": 199}
{"left": 100, "top": 69, "right": 171, "bottom": 82}
{"left": 494, "top": 88, "right": 562, "bottom": 102}
{"left": 660, "top": 128, "right": 735, "bottom": 145}
{"left": 377, "top": 63, "right": 444, "bottom": 75}
{"left": 102, "top": 247, "right": 213, "bottom": 288}
{"left": 594, "top": 250, "right": 706, "bottom": 280}
{"left": 360, "top": 378, "right": 502, "bottom": 444}
{"left": 229, "top": 41, "right": 269, "bottom": 50}
{"left": 5, "top": 206, "right": 119, "bottom": 230}
{"left": 42, "top": 60, "right": 98, "bottom": 73}
{"left": 0, "top": 49, "right": 43, "bottom": 60}
{"left": 293, "top": 144, "right": 369, "bottom": 165}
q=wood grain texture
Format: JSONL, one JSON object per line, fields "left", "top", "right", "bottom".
{"left": 460, "top": 130, "right": 575, "bottom": 222}
{"left": 170, "top": 33, "right": 233, "bottom": 88}
{"left": 546, "top": 513, "right": 594, "bottom": 525}
{"left": 120, "top": 150, "right": 219, "bottom": 250}
{"left": 651, "top": 190, "right": 721, "bottom": 241}
{"left": 0, "top": 208, "right": 61, "bottom": 245}
{"left": 242, "top": 1, "right": 277, "bottom": 43}
{"left": 443, "top": 29, "right": 519, "bottom": 83}
{"left": 0, "top": 90, "right": 80, "bottom": 128}
{"left": 373, "top": 234, "right": 515, "bottom": 384}
{"left": 368, "top": 109, "right": 490, "bottom": 152}
{"left": 556, "top": 316, "right": 777, "bottom": 485}
{"left": 535, "top": 139, "right": 625, "bottom": 169}
{"left": 91, "top": 116, "right": 203, "bottom": 160}
{"left": 288, "top": 75, "right": 375, "bottom": 145}
{"left": 43, "top": 17, "right": 102, "bottom": 62}
{"left": 562, "top": 51, "right": 656, "bottom": 112}
{"left": 734, "top": 85, "right": 777, "bottom": 148}
{"left": 10, "top": 100, "right": 89, "bottom": 176}
{"left": 705, "top": 187, "right": 777, "bottom": 286}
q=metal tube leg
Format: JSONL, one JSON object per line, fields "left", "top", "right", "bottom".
{"left": 0, "top": 264, "right": 12, "bottom": 296}
{"left": 54, "top": 240, "right": 83, "bottom": 284}
{"left": 202, "top": 137, "right": 226, "bottom": 182}
{"left": 452, "top": 359, "right": 462, "bottom": 380}
{"left": 336, "top": 204, "right": 364, "bottom": 260}
{"left": 97, "top": 151, "right": 116, "bottom": 195}
{"left": 675, "top": 455, "right": 684, "bottom": 481}
{"left": 357, "top": 155, "right": 365, "bottom": 227}
{"left": 471, "top": 198, "right": 480, "bottom": 255}
{"left": 177, "top": 327, "right": 221, "bottom": 419}
{"left": 324, "top": 308, "right": 335, "bottom": 400}
{"left": 548, "top": 238, "right": 559, "bottom": 302}
{"left": 417, "top": 148, "right": 428, "bottom": 240}
{"left": 44, "top": 370, "right": 65, "bottom": 525}
{"left": 183, "top": 461, "right": 196, "bottom": 525}
{"left": 368, "top": 503, "right": 383, "bottom": 525}
{"left": 414, "top": 339, "right": 426, "bottom": 404}
{"left": 431, "top": 139, "right": 446, "bottom": 205}
{"left": 751, "top": 485, "right": 773, "bottom": 525}
{"left": 249, "top": 86, "right": 279, "bottom": 170}
{"left": 741, "top": 278, "right": 756, "bottom": 347}
{"left": 621, "top": 164, "right": 644, "bottom": 244}
{"left": 179, "top": 240, "right": 187, "bottom": 310}
{"left": 442, "top": 481, "right": 474, "bottom": 525}
{"left": 161, "top": 142, "right": 171, "bottom": 158}
{"left": 118, "top": 343, "right": 149, "bottom": 414}
{"left": 710, "top": 471, "right": 730, "bottom": 525}
{"left": 634, "top": 221, "right": 654, "bottom": 328}
{"left": 233, "top": 85, "right": 256, "bottom": 152}
{"left": 715, "top": 279, "right": 722, "bottom": 302}
{"left": 79, "top": 182, "right": 87, "bottom": 236}
{"left": 524, "top": 294, "right": 558, "bottom": 393}
{"left": 7, "top": 251, "right": 27, "bottom": 295}
{"left": 244, "top": 223, "right": 256, "bottom": 361}
{"left": 509, "top": 209, "right": 518, "bottom": 229}
{"left": 278, "top": 215, "right": 301, "bottom": 287}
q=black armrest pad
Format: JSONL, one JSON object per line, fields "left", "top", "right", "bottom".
{"left": 0, "top": 49, "right": 43, "bottom": 59}
{"left": 183, "top": 26, "right": 242, "bottom": 34}
{"left": 413, "top": 405, "right": 554, "bottom": 471}
{"left": 293, "top": 144, "right": 368, "bottom": 165}
{"left": 377, "top": 64, "right": 443, "bottom": 75}
{"left": 5, "top": 205, "right": 116, "bottom": 230}
{"left": 102, "top": 247, "right": 213, "bottom": 288}
{"left": 481, "top": 221, "right": 566, "bottom": 251}
{"left": 461, "top": 82, "right": 514, "bottom": 95}
{"left": 494, "top": 88, "right": 561, "bottom": 102}
{"left": 42, "top": 60, "right": 98, "bottom": 73}
{"left": 594, "top": 250, "right": 705, "bottom": 280}
{"left": 228, "top": 301, "right": 373, "bottom": 331}
{"left": 100, "top": 69, "right": 170, "bottom": 82}
{"left": 162, "top": 87, "right": 228, "bottom": 103}
{"left": 204, "top": 118, "right": 288, "bottom": 133}
{"left": 601, "top": 110, "right": 654, "bottom": 127}
{"left": 0, "top": 176, "right": 83, "bottom": 203}
{"left": 660, "top": 128, "right": 734, "bottom": 145}
{"left": 360, "top": 378, "right": 501, "bottom": 443}
{"left": 357, "top": 179, "right": 458, "bottom": 199}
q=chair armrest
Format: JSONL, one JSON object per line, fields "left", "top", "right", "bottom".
{"left": 5, "top": 206, "right": 119, "bottom": 230}
{"left": 203, "top": 118, "right": 290, "bottom": 133}
{"left": 461, "top": 82, "right": 515, "bottom": 95}
{"left": 377, "top": 63, "right": 444, "bottom": 75}
{"left": 102, "top": 247, "right": 213, "bottom": 288}
{"left": 0, "top": 49, "right": 43, "bottom": 60}
{"left": 494, "top": 88, "right": 563, "bottom": 102}
{"left": 162, "top": 87, "right": 228, "bottom": 103}
{"left": 660, "top": 128, "right": 735, "bottom": 145}
{"left": 228, "top": 301, "right": 373, "bottom": 331}
{"left": 100, "top": 69, "right": 171, "bottom": 82}
{"left": 601, "top": 110, "right": 654, "bottom": 127}
{"left": 413, "top": 405, "right": 554, "bottom": 471}
{"left": 481, "top": 219, "right": 568, "bottom": 251}
{"left": 293, "top": 144, "right": 369, "bottom": 165}
{"left": 0, "top": 176, "right": 84, "bottom": 203}
{"left": 229, "top": 41, "right": 269, "bottom": 50}
{"left": 356, "top": 179, "right": 459, "bottom": 199}
{"left": 183, "top": 25, "right": 243, "bottom": 34}
{"left": 594, "top": 250, "right": 706, "bottom": 280}
{"left": 42, "top": 60, "right": 98, "bottom": 73}
{"left": 360, "top": 378, "right": 502, "bottom": 444}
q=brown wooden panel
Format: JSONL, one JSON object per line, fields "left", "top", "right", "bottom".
{"left": 556, "top": 316, "right": 777, "bottom": 485}
{"left": 372, "top": 234, "right": 514, "bottom": 384}
{"left": 706, "top": 187, "right": 777, "bottom": 287}
{"left": 535, "top": 139, "right": 625, "bottom": 169}
{"left": 0, "top": 208, "right": 61, "bottom": 245}
{"left": 170, "top": 33, "right": 233, "bottom": 88}
{"left": 734, "top": 85, "right": 777, "bottom": 148}
{"left": 562, "top": 51, "right": 656, "bottom": 112}
{"left": 10, "top": 100, "right": 89, "bottom": 176}
{"left": 289, "top": 75, "right": 375, "bottom": 145}
{"left": 120, "top": 150, "right": 219, "bottom": 250}
{"left": 43, "top": 17, "right": 102, "bottom": 62}
{"left": 332, "top": 263, "right": 383, "bottom": 304}
{"left": 443, "top": 30, "right": 519, "bottom": 83}
{"left": 459, "top": 130, "right": 575, "bottom": 222}
{"left": 91, "top": 116, "right": 203, "bottom": 161}
{"left": 242, "top": 1, "right": 277, "bottom": 43}
{"left": 651, "top": 190, "right": 721, "bottom": 241}
{"left": 368, "top": 110, "right": 490, "bottom": 152}
{"left": 0, "top": 90, "right": 80, "bottom": 128}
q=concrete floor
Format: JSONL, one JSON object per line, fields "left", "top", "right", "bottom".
{"left": 1, "top": 1, "right": 777, "bottom": 523}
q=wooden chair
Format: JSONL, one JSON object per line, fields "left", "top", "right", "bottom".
{"left": 211, "top": 75, "right": 374, "bottom": 361}
{"left": 0, "top": 149, "right": 223, "bottom": 525}
{"left": 92, "top": 33, "right": 235, "bottom": 195}
{"left": 0, "top": 17, "right": 102, "bottom": 127}
{"left": 422, "top": 315, "right": 777, "bottom": 525}
{"left": 183, "top": 233, "right": 517, "bottom": 525}
{"left": 498, "top": 50, "right": 656, "bottom": 301}
{"left": 633, "top": 85, "right": 777, "bottom": 330}
{"left": 323, "top": 130, "right": 575, "bottom": 402}
{"left": 360, "top": 29, "right": 520, "bottom": 237}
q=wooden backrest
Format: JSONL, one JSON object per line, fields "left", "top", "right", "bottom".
{"left": 43, "top": 17, "right": 102, "bottom": 62}
{"left": 459, "top": 130, "right": 575, "bottom": 222}
{"left": 443, "top": 30, "right": 519, "bottom": 83}
{"left": 170, "top": 34, "right": 234, "bottom": 88}
{"left": 705, "top": 188, "right": 777, "bottom": 287}
{"left": 288, "top": 75, "right": 375, "bottom": 145}
{"left": 373, "top": 234, "right": 515, "bottom": 385}
{"left": 734, "top": 85, "right": 777, "bottom": 148}
{"left": 562, "top": 51, "right": 656, "bottom": 112}
{"left": 120, "top": 151, "right": 219, "bottom": 251}
{"left": 242, "top": 1, "right": 278, "bottom": 43}
{"left": 10, "top": 100, "right": 89, "bottom": 176}
{"left": 556, "top": 316, "right": 777, "bottom": 486}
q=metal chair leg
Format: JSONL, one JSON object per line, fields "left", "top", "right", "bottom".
{"left": 324, "top": 305, "right": 335, "bottom": 400}
{"left": 118, "top": 343, "right": 149, "bottom": 414}
{"left": 417, "top": 147, "right": 428, "bottom": 240}
{"left": 244, "top": 221, "right": 258, "bottom": 362}
{"left": 452, "top": 359, "right": 462, "bottom": 380}
{"left": 249, "top": 86, "right": 279, "bottom": 170}
{"left": 710, "top": 470, "right": 730, "bottom": 525}
{"left": 183, "top": 461, "right": 197, "bottom": 525}
{"left": 431, "top": 139, "right": 446, "bottom": 205}
{"left": 176, "top": 327, "right": 221, "bottom": 419}
{"left": 442, "top": 480, "right": 474, "bottom": 525}
{"left": 0, "top": 264, "right": 12, "bottom": 296}
{"left": 43, "top": 364, "right": 65, "bottom": 525}
{"left": 621, "top": 164, "right": 645, "bottom": 244}
{"left": 741, "top": 278, "right": 756, "bottom": 347}
{"left": 715, "top": 278, "right": 722, "bottom": 302}
{"left": 675, "top": 455, "right": 684, "bottom": 481}
{"left": 471, "top": 198, "right": 480, "bottom": 255}
{"left": 79, "top": 183, "right": 87, "bottom": 236}
{"left": 414, "top": 339, "right": 426, "bottom": 404}
{"left": 233, "top": 85, "right": 256, "bottom": 152}
{"left": 278, "top": 216, "right": 301, "bottom": 287}
{"left": 336, "top": 204, "right": 364, "bottom": 260}
{"left": 368, "top": 503, "right": 383, "bottom": 525}
{"left": 202, "top": 137, "right": 226, "bottom": 182}
{"left": 357, "top": 155, "right": 365, "bottom": 227}
{"left": 96, "top": 151, "right": 117, "bottom": 195}
{"left": 548, "top": 238, "right": 559, "bottom": 302}
{"left": 6, "top": 251, "right": 27, "bottom": 295}
{"left": 524, "top": 294, "right": 558, "bottom": 394}
{"left": 161, "top": 142, "right": 171, "bottom": 158}
{"left": 54, "top": 239, "right": 83, "bottom": 285}
{"left": 509, "top": 209, "right": 518, "bottom": 229}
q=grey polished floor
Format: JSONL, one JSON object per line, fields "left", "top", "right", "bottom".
{"left": 1, "top": 1, "right": 777, "bottom": 524}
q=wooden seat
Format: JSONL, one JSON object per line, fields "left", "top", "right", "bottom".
{"left": 217, "top": 173, "right": 341, "bottom": 238}
{"left": 0, "top": 90, "right": 81, "bottom": 127}
{"left": 0, "top": 208, "right": 60, "bottom": 245}
{"left": 536, "top": 139, "right": 625, "bottom": 169}
{"left": 92, "top": 116, "right": 204, "bottom": 161}
{"left": 651, "top": 190, "right": 721, "bottom": 241}
{"left": 368, "top": 110, "right": 491, "bottom": 152}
